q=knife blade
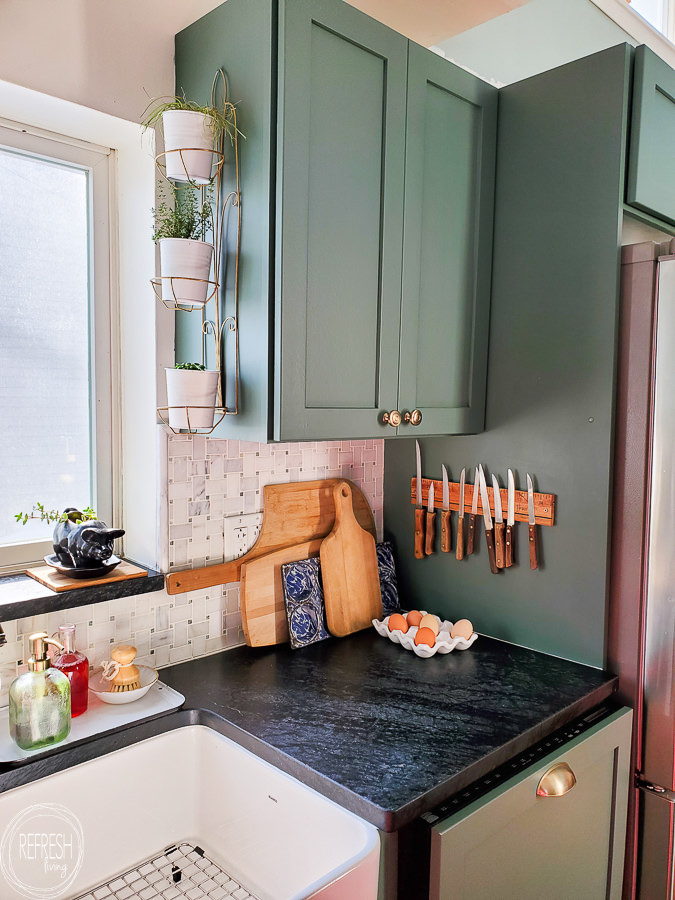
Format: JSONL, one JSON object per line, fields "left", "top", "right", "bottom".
{"left": 479, "top": 466, "right": 499, "bottom": 575}
{"left": 467, "top": 470, "right": 480, "bottom": 555}
{"left": 505, "top": 469, "right": 515, "bottom": 568}
{"left": 456, "top": 468, "right": 466, "bottom": 560}
{"left": 425, "top": 481, "right": 436, "bottom": 555}
{"left": 440, "top": 465, "right": 451, "bottom": 553}
{"left": 492, "top": 474, "right": 505, "bottom": 569}
{"left": 527, "top": 473, "right": 538, "bottom": 570}
{"left": 414, "top": 440, "right": 425, "bottom": 560}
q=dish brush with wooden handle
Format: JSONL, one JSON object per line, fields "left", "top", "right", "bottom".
{"left": 109, "top": 644, "right": 141, "bottom": 692}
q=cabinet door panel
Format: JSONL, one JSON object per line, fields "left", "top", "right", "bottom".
{"left": 398, "top": 44, "right": 497, "bottom": 435}
{"left": 276, "top": 0, "right": 407, "bottom": 440}
{"left": 627, "top": 45, "right": 675, "bottom": 226}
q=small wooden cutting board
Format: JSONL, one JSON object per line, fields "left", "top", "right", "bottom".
{"left": 240, "top": 540, "right": 323, "bottom": 647}
{"left": 320, "top": 481, "right": 382, "bottom": 637}
{"left": 26, "top": 560, "right": 148, "bottom": 593}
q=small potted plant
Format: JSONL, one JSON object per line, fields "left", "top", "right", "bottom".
{"left": 153, "top": 183, "right": 214, "bottom": 308}
{"left": 165, "top": 362, "right": 220, "bottom": 431}
{"left": 142, "top": 94, "right": 236, "bottom": 184}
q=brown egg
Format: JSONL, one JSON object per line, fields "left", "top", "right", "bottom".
{"left": 415, "top": 626, "right": 436, "bottom": 648}
{"left": 451, "top": 618, "right": 474, "bottom": 640}
{"left": 419, "top": 613, "right": 440, "bottom": 636}
{"left": 388, "top": 613, "right": 409, "bottom": 633}
{"left": 406, "top": 610, "right": 423, "bottom": 628}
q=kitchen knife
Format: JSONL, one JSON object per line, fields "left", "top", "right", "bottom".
{"left": 467, "top": 469, "right": 480, "bottom": 555}
{"left": 441, "top": 464, "right": 451, "bottom": 553}
{"left": 479, "top": 466, "right": 499, "bottom": 575}
{"left": 527, "top": 474, "right": 538, "bottom": 570}
{"left": 505, "top": 469, "right": 515, "bottom": 568}
{"left": 414, "top": 440, "right": 425, "bottom": 560}
{"left": 425, "top": 481, "right": 436, "bottom": 555}
{"left": 456, "top": 468, "right": 466, "bottom": 560}
{"left": 492, "top": 474, "right": 505, "bottom": 569}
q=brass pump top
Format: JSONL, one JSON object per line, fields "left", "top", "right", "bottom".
{"left": 27, "top": 632, "right": 64, "bottom": 673}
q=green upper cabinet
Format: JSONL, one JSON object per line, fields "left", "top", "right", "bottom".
{"left": 398, "top": 44, "right": 497, "bottom": 436}
{"left": 627, "top": 45, "right": 675, "bottom": 227}
{"left": 175, "top": 0, "right": 497, "bottom": 442}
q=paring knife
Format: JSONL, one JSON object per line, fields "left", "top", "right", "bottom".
{"left": 492, "top": 474, "right": 505, "bottom": 569}
{"left": 467, "top": 469, "right": 480, "bottom": 555}
{"left": 505, "top": 469, "right": 515, "bottom": 568}
{"left": 414, "top": 440, "right": 425, "bottom": 560}
{"left": 425, "top": 482, "right": 436, "bottom": 556}
{"left": 479, "top": 465, "right": 499, "bottom": 575}
{"left": 527, "top": 473, "right": 538, "bottom": 570}
{"left": 441, "top": 465, "right": 451, "bottom": 553}
{"left": 456, "top": 468, "right": 466, "bottom": 560}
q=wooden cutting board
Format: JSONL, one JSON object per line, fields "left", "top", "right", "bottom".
{"left": 320, "top": 481, "right": 382, "bottom": 637}
{"left": 166, "top": 478, "right": 376, "bottom": 595}
{"left": 240, "top": 540, "right": 323, "bottom": 647}
{"left": 26, "top": 560, "right": 148, "bottom": 593}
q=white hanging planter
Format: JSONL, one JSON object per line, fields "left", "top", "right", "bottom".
{"left": 159, "top": 238, "right": 214, "bottom": 308}
{"left": 165, "top": 368, "right": 220, "bottom": 430}
{"left": 162, "top": 109, "right": 217, "bottom": 184}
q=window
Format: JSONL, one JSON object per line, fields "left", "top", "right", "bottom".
{"left": 628, "top": 0, "right": 675, "bottom": 41}
{"left": 0, "top": 121, "right": 115, "bottom": 572}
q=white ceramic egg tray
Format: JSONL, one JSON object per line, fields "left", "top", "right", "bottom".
{"left": 372, "top": 611, "right": 478, "bottom": 659}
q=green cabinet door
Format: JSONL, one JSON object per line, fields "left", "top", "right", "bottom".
{"left": 627, "top": 45, "right": 675, "bottom": 226}
{"left": 429, "top": 708, "right": 632, "bottom": 900}
{"left": 275, "top": 0, "right": 408, "bottom": 441}
{"left": 397, "top": 43, "right": 497, "bottom": 436}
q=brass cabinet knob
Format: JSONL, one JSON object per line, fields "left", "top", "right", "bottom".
{"left": 382, "top": 410, "right": 402, "bottom": 427}
{"left": 404, "top": 409, "right": 423, "bottom": 426}
{"left": 536, "top": 763, "right": 577, "bottom": 797}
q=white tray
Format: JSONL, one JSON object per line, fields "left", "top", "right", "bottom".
{"left": 372, "top": 611, "right": 478, "bottom": 658}
{"left": 0, "top": 681, "right": 184, "bottom": 763}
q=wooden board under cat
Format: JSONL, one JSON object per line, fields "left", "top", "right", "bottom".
{"left": 26, "top": 560, "right": 148, "bottom": 592}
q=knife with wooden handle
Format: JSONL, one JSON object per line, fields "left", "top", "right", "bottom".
{"left": 527, "top": 473, "right": 538, "bottom": 570}
{"left": 505, "top": 469, "right": 515, "bottom": 567}
{"left": 441, "top": 464, "right": 451, "bottom": 553}
{"left": 492, "top": 473, "right": 505, "bottom": 569}
{"left": 414, "top": 440, "right": 425, "bottom": 559}
{"left": 425, "top": 481, "right": 436, "bottom": 555}
{"left": 479, "top": 465, "right": 499, "bottom": 575}
{"left": 467, "top": 470, "right": 480, "bottom": 556}
{"left": 456, "top": 468, "right": 466, "bottom": 560}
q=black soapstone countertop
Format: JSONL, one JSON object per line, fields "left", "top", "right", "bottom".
{"left": 0, "top": 630, "right": 617, "bottom": 831}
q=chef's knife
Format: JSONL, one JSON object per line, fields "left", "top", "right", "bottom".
{"left": 425, "top": 481, "right": 436, "bottom": 556}
{"left": 414, "top": 440, "right": 425, "bottom": 560}
{"left": 505, "top": 469, "right": 515, "bottom": 568}
{"left": 492, "top": 474, "right": 505, "bottom": 569}
{"left": 467, "top": 469, "right": 480, "bottom": 555}
{"left": 441, "top": 464, "right": 451, "bottom": 553}
{"left": 456, "top": 468, "right": 466, "bottom": 560}
{"left": 479, "top": 465, "right": 499, "bottom": 575}
{"left": 527, "top": 473, "right": 538, "bottom": 570}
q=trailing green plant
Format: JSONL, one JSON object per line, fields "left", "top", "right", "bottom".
{"left": 141, "top": 93, "right": 241, "bottom": 144}
{"left": 15, "top": 503, "right": 97, "bottom": 526}
{"left": 152, "top": 183, "right": 212, "bottom": 243}
{"left": 174, "top": 362, "right": 206, "bottom": 371}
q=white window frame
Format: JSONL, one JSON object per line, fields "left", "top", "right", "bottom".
{"left": 0, "top": 121, "right": 117, "bottom": 572}
{"left": 591, "top": 0, "right": 675, "bottom": 67}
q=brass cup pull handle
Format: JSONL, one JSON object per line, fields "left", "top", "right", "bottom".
{"left": 382, "top": 409, "right": 402, "bottom": 427}
{"left": 536, "top": 763, "right": 577, "bottom": 797}
{"left": 404, "top": 409, "right": 423, "bottom": 426}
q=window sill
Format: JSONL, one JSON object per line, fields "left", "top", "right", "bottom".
{"left": 0, "top": 562, "right": 165, "bottom": 624}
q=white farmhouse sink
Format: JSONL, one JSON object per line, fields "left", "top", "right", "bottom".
{"left": 0, "top": 725, "right": 379, "bottom": 900}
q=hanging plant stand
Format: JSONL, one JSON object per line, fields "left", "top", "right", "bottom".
{"left": 156, "top": 406, "right": 228, "bottom": 435}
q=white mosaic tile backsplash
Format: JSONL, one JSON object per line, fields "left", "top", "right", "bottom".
{"left": 0, "top": 437, "right": 384, "bottom": 707}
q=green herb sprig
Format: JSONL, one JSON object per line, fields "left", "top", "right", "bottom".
{"left": 14, "top": 504, "right": 97, "bottom": 526}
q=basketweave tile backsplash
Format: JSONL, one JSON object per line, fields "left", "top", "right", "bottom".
{"left": 0, "top": 437, "right": 384, "bottom": 708}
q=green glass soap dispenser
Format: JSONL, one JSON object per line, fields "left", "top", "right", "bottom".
{"left": 9, "top": 632, "right": 71, "bottom": 750}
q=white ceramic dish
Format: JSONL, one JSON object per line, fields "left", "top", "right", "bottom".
{"left": 372, "top": 611, "right": 478, "bottom": 658}
{"left": 89, "top": 664, "right": 159, "bottom": 704}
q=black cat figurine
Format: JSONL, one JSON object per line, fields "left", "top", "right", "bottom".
{"left": 53, "top": 509, "right": 125, "bottom": 568}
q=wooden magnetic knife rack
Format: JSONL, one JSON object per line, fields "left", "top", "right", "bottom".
{"left": 409, "top": 478, "right": 555, "bottom": 526}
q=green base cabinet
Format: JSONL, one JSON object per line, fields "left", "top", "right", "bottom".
{"left": 175, "top": 0, "right": 497, "bottom": 442}
{"left": 429, "top": 708, "right": 632, "bottom": 900}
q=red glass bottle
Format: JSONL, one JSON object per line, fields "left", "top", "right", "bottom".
{"left": 52, "top": 624, "right": 89, "bottom": 717}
